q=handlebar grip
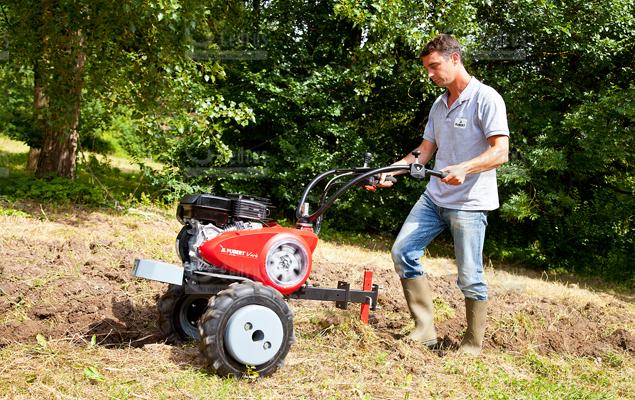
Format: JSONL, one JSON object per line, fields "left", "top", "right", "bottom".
{"left": 427, "top": 169, "right": 448, "bottom": 179}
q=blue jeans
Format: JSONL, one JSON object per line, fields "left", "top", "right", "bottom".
{"left": 392, "top": 193, "right": 488, "bottom": 300}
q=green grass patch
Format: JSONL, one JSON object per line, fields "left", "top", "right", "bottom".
{"left": 444, "top": 352, "right": 631, "bottom": 400}
{"left": 0, "top": 146, "right": 28, "bottom": 173}
{"left": 433, "top": 297, "right": 456, "bottom": 323}
{"left": 0, "top": 153, "right": 155, "bottom": 209}
{"left": 0, "top": 134, "right": 166, "bottom": 209}
{"left": 0, "top": 205, "right": 30, "bottom": 217}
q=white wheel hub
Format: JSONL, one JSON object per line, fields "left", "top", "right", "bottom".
{"left": 266, "top": 240, "right": 309, "bottom": 287}
{"left": 224, "top": 304, "right": 284, "bottom": 366}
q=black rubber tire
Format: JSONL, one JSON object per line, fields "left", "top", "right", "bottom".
{"left": 198, "top": 282, "right": 295, "bottom": 378}
{"left": 158, "top": 284, "right": 211, "bottom": 343}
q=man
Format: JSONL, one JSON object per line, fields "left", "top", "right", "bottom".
{"left": 379, "top": 34, "right": 509, "bottom": 355}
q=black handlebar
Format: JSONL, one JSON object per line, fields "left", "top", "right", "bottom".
{"left": 295, "top": 162, "right": 447, "bottom": 224}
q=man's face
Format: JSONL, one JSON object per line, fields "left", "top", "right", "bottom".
{"left": 421, "top": 51, "right": 459, "bottom": 87}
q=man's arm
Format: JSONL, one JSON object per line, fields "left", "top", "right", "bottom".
{"left": 378, "top": 139, "right": 437, "bottom": 187}
{"left": 394, "top": 139, "right": 437, "bottom": 167}
{"left": 441, "top": 135, "right": 509, "bottom": 185}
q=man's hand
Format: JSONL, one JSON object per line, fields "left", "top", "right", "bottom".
{"left": 377, "top": 173, "right": 395, "bottom": 188}
{"left": 441, "top": 164, "right": 468, "bottom": 185}
{"left": 440, "top": 135, "right": 509, "bottom": 185}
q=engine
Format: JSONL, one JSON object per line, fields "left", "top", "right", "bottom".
{"left": 177, "top": 219, "right": 265, "bottom": 276}
{"left": 177, "top": 193, "right": 271, "bottom": 227}
{"left": 173, "top": 193, "right": 319, "bottom": 295}
{"left": 175, "top": 193, "right": 271, "bottom": 277}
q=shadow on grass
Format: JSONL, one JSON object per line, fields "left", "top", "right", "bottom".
{"left": 84, "top": 296, "right": 211, "bottom": 373}
{"left": 86, "top": 297, "right": 162, "bottom": 348}
{"left": 0, "top": 148, "right": 28, "bottom": 173}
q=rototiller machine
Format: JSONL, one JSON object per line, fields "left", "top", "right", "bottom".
{"left": 132, "top": 151, "right": 445, "bottom": 377}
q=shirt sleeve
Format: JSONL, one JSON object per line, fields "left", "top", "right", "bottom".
{"left": 422, "top": 113, "right": 436, "bottom": 143}
{"left": 478, "top": 89, "right": 510, "bottom": 138}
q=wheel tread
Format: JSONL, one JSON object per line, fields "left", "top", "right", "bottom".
{"left": 158, "top": 285, "right": 211, "bottom": 343}
{"left": 198, "top": 282, "right": 294, "bottom": 378}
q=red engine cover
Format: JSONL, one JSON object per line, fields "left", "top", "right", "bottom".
{"left": 198, "top": 226, "right": 319, "bottom": 295}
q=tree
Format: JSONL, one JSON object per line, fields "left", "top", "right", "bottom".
{"left": 472, "top": 0, "right": 635, "bottom": 280}
{"left": 0, "top": 0, "right": 245, "bottom": 178}
{"left": 2, "top": 0, "right": 631, "bottom": 282}
{"left": 205, "top": 0, "right": 480, "bottom": 223}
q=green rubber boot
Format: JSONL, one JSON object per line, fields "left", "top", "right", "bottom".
{"left": 459, "top": 298, "right": 488, "bottom": 356}
{"left": 401, "top": 277, "right": 438, "bottom": 347}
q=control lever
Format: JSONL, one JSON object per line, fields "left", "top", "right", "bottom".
{"left": 364, "top": 175, "right": 397, "bottom": 191}
{"left": 383, "top": 176, "right": 398, "bottom": 183}
{"left": 363, "top": 152, "right": 372, "bottom": 168}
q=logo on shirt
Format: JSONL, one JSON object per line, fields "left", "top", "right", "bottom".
{"left": 454, "top": 117, "right": 467, "bottom": 129}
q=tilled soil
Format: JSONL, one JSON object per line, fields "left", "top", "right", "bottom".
{"left": 308, "top": 260, "right": 635, "bottom": 357}
{"left": 0, "top": 233, "right": 162, "bottom": 347}
{"left": 0, "top": 205, "right": 633, "bottom": 359}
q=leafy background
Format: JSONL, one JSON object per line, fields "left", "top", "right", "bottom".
{"left": 0, "top": 0, "right": 633, "bottom": 283}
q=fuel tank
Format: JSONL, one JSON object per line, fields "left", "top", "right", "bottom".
{"left": 198, "top": 225, "right": 318, "bottom": 295}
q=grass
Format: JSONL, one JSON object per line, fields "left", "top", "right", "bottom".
{"left": 1, "top": 133, "right": 634, "bottom": 399}
{"left": 2, "top": 323, "right": 631, "bottom": 399}
{"left": 0, "top": 207, "right": 633, "bottom": 399}
{"left": 461, "top": 352, "right": 633, "bottom": 399}
{"left": 0, "top": 133, "right": 161, "bottom": 174}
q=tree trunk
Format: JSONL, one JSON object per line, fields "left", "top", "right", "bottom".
{"left": 35, "top": 28, "right": 86, "bottom": 179}
{"left": 36, "top": 126, "right": 80, "bottom": 178}
{"left": 27, "top": 148, "right": 40, "bottom": 172}
{"left": 29, "top": 63, "right": 47, "bottom": 172}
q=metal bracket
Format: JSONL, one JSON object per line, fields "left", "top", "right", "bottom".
{"left": 410, "top": 163, "right": 427, "bottom": 180}
{"left": 183, "top": 279, "right": 229, "bottom": 295}
{"left": 336, "top": 281, "right": 350, "bottom": 310}
{"left": 132, "top": 259, "right": 184, "bottom": 285}
{"left": 287, "top": 281, "right": 379, "bottom": 311}
{"left": 192, "top": 270, "right": 251, "bottom": 282}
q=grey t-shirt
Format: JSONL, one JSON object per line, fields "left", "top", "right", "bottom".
{"left": 423, "top": 77, "right": 509, "bottom": 211}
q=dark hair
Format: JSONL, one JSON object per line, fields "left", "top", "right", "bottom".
{"left": 419, "top": 34, "right": 462, "bottom": 60}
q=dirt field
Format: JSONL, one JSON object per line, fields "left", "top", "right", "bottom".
{"left": 1, "top": 201, "right": 634, "bottom": 399}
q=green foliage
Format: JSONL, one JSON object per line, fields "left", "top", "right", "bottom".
{"left": 475, "top": 0, "right": 634, "bottom": 281}
{"left": 0, "top": 66, "right": 119, "bottom": 155}
{"left": 500, "top": 191, "right": 538, "bottom": 222}
{"left": 1, "top": 0, "right": 633, "bottom": 282}
{"left": 0, "top": 151, "right": 152, "bottom": 208}
{"left": 0, "top": 206, "right": 30, "bottom": 218}
{"left": 0, "top": 0, "right": 253, "bottom": 177}
{"left": 183, "top": 0, "right": 482, "bottom": 231}
{"left": 1, "top": 175, "right": 105, "bottom": 205}
{"left": 0, "top": 66, "right": 40, "bottom": 147}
